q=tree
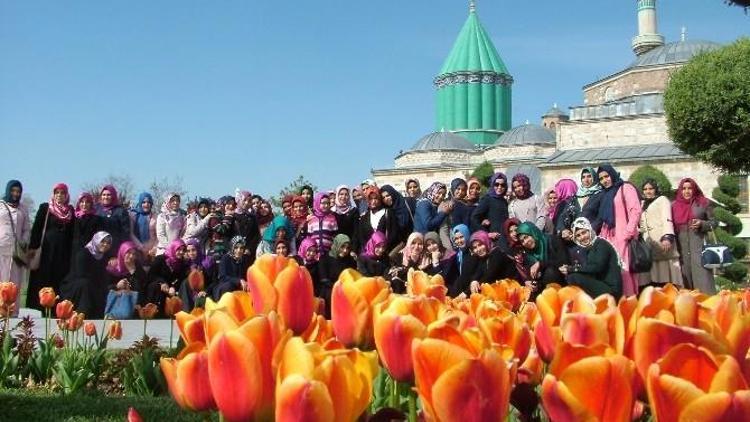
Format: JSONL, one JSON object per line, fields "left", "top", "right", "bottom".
{"left": 470, "top": 161, "right": 495, "bottom": 189}
{"left": 81, "top": 174, "right": 136, "bottom": 209}
{"left": 148, "top": 176, "right": 188, "bottom": 211}
{"left": 724, "top": 0, "right": 749, "bottom": 11}
{"left": 664, "top": 38, "right": 750, "bottom": 174}
{"left": 268, "top": 176, "right": 317, "bottom": 211}
{"left": 628, "top": 165, "right": 673, "bottom": 198}
{"left": 712, "top": 174, "right": 747, "bottom": 287}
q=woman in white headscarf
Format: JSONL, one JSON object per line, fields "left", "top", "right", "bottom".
{"left": 560, "top": 217, "right": 623, "bottom": 299}
{"left": 60, "top": 231, "right": 113, "bottom": 318}
{"left": 156, "top": 193, "right": 186, "bottom": 255}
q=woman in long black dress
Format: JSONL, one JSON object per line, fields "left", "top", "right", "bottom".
{"left": 71, "top": 193, "right": 104, "bottom": 254}
{"left": 212, "top": 236, "right": 251, "bottom": 300}
{"left": 95, "top": 185, "right": 131, "bottom": 253}
{"left": 27, "top": 183, "right": 75, "bottom": 310}
{"left": 146, "top": 239, "right": 187, "bottom": 313}
{"left": 60, "top": 231, "right": 112, "bottom": 319}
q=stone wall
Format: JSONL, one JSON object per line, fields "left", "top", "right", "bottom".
{"left": 557, "top": 115, "right": 668, "bottom": 150}
{"left": 583, "top": 66, "right": 676, "bottom": 105}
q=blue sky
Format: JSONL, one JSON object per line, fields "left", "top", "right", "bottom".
{"left": 1, "top": 0, "right": 747, "bottom": 207}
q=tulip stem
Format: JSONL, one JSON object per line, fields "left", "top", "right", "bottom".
{"left": 408, "top": 390, "right": 417, "bottom": 422}
{"left": 169, "top": 317, "right": 174, "bottom": 350}
{"left": 45, "top": 308, "right": 50, "bottom": 340}
{"left": 143, "top": 319, "right": 147, "bottom": 338}
{"left": 390, "top": 377, "right": 399, "bottom": 408}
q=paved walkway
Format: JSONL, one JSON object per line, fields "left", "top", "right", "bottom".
{"left": 9, "top": 308, "right": 180, "bottom": 349}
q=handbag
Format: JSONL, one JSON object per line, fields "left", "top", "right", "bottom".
{"left": 2, "top": 201, "right": 29, "bottom": 267}
{"left": 620, "top": 184, "right": 653, "bottom": 273}
{"left": 28, "top": 207, "right": 50, "bottom": 271}
{"left": 104, "top": 290, "right": 139, "bottom": 319}
{"left": 701, "top": 228, "right": 734, "bottom": 269}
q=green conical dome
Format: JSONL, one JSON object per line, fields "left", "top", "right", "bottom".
{"left": 434, "top": 6, "right": 513, "bottom": 146}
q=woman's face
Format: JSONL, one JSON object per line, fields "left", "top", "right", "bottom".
{"left": 305, "top": 245, "right": 318, "bottom": 261}
{"left": 599, "top": 172, "right": 613, "bottom": 189}
{"left": 142, "top": 199, "right": 153, "bottom": 213}
{"left": 432, "top": 188, "right": 447, "bottom": 205}
{"left": 53, "top": 189, "right": 66, "bottom": 205}
{"left": 425, "top": 239, "right": 440, "bottom": 253}
{"left": 381, "top": 191, "right": 393, "bottom": 207}
{"left": 471, "top": 240, "right": 488, "bottom": 258}
{"left": 508, "top": 225, "right": 519, "bottom": 243}
{"left": 318, "top": 197, "right": 331, "bottom": 213}
{"left": 175, "top": 246, "right": 187, "bottom": 260}
{"left": 468, "top": 183, "right": 481, "bottom": 200}
{"left": 198, "top": 203, "right": 209, "bottom": 217}
{"left": 337, "top": 189, "right": 350, "bottom": 205}
{"left": 224, "top": 201, "right": 236, "bottom": 215}
{"left": 575, "top": 228, "right": 592, "bottom": 246}
{"left": 275, "top": 227, "right": 287, "bottom": 240}
{"left": 100, "top": 190, "right": 113, "bottom": 205}
{"left": 642, "top": 183, "right": 656, "bottom": 199}
{"left": 338, "top": 242, "right": 351, "bottom": 257}
{"left": 282, "top": 201, "right": 292, "bottom": 215}
{"left": 512, "top": 180, "right": 525, "bottom": 198}
{"left": 519, "top": 234, "right": 536, "bottom": 251}
{"left": 453, "top": 184, "right": 467, "bottom": 200}
{"left": 169, "top": 196, "right": 180, "bottom": 212}
{"left": 80, "top": 197, "right": 93, "bottom": 212}
{"left": 98, "top": 237, "right": 112, "bottom": 254}
{"left": 251, "top": 197, "right": 261, "bottom": 212}
{"left": 681, "top": 182, "right": 694, "bottom": 200}
{"left": 186, "top": 244, "right": 199, "bottom": 261}
{"left": 493, "top": 179, "right": 507, "bottom": 197}
{"left": 352, "top": 190, "right": 363, "bottom": 202}
{"left": 241, "top": 197, "right": 252, "bottom": 211}
{"left": 373, "top": 243, "right": 386, "bottom": 257}
{"left": 232, "top": 244, "right": 245, "bottom": 258}
{"left": 406, "top": 182, "right": 420, "bottom": 198}
{"left": 409, "top": 239, "right": 424, "bottom": 255}
{"left": 453, "top": 231, "right": 465, "bottom": 248}
{"left": 367, "top": 194, "right": 381, "bottom": 210}
{"left": 275, "top": 242, "right": 289, "bottom": 256}
{"left": 546, "top": 192, "right": 558, "bottom": 207}
{"left": 8, "top": 186, "right": 21, "bottom": 202}
{"left": 260, "top": 202, "right": 272, "bottom": 216}
{"left": 301, "top": 189, "right": 313, "bottom": 203}
{"left": 124, "top": 249, "right": 137, "bottom": 265}
{"left": 581, "top": 171, "right": 594, "bottom": 188}
{"left": 292, "top": 202, "right": 305, "bottom": 215}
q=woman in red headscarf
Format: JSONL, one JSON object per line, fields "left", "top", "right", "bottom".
{"left": 27, "top": 183, "right": 75, "bottom": 311}
{"left": 672, "top": 178, "right": 717, "bottom": 294}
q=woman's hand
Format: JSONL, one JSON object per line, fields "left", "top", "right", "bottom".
{"left": 530, "top": 261, "right": 541, "bottom": 279}
{"left": 160, "top": 283, "right": 170, "bottom": 293}
{"left": 488, "top": 232, "right": 500, "bottom": 240}
{"left": 561, "top": 229, "right": 573, "bottom": 241}
{"left": 240, "top": 279, "right": 248, "bottom": 291}
{"left": 168, "top": 287, "right": 176, "bottom": 297}
{"left": 524, "top": 280, "right": 538, "bottom": 292}
{"left": 470, "top": 280, "right": 480, "bottom": 294}
{"left": 116, "top": 279, "right": 130, "bottom": 290}
{"left": 689, "top": 219, "right": 702, "bottom": 231}
{"left": 481, "top": 219, "right": 491, "bottom": 227}
{"left": 558, "top": 265, "right": 569, "bottom": 276}
{"left": 660, "top": 239, "right": 672, "bottom": 252}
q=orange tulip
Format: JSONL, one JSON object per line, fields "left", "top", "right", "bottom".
{"left": 300, "top": 314, "right": 335, "bottom": 344}
{"left": 108, "top": 320, "right": 123, "bottom": 340}
{"left": 56, "top": 299, "right": 74, "bottom": 320}
{"left": 164, "top": 296, "right": 184, "bottom": 318}
{"left": 533, "top": 317, "right": 561, "bottom": 363}
{"left": 38, "top": 287, "right": 57, "bottom": 308}
{"left": 542, "top": 355, "right": 637, "bottom": 422}
{"left": 205, "top": 291, "right": 254, "bottom": 324}
{"left": 136, "top": 303, "right": 159, "bottom": 319}
{"left": 646, "top": 343, "right": 750, "bottom": 422}
{"left": 276, "top": 337, "right": 378, "bottom": 422}
{"left": 84, "top": 322, "right": 96, "bottom": 337}
{"left": 535, "top": 284, "right": 588, "bottom": 328}
{"left": 0, "top": 281, "right": 18, "bottom": 306}
{"left": 161, "top": 342, "right": 217, "bottom": 412}
{"left": 518, "top": 347, "right": 543, "bottom": 385}
{"left": 407, "top": 269, "right": 448, "bottom": 301}
{"left": 477, "top": 313, "right": 532, "bottom": 363}
{"left": 330, "top": 269, "right": 390, "bottom": 349}
{"left": 175, "top": 308, "right": 206, "bottom": 345}
{"left": 65, "top": 312, "right": 85, "bottom": 331}
{"left": 479, "top": 279, "right": 530, "bottom": 312}
{"left": 412, "top": 338, "right": 517, "bottom": 421}
{"left": 246, "top": 254, "right": 315, "bottom": 334}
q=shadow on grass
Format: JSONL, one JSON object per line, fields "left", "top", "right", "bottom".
{"left": 0, "top": 389, "right": 217, "bottom": 422}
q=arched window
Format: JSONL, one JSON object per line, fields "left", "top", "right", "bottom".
{"left": 604, "top": 87, "right": 614, "bottom": 102}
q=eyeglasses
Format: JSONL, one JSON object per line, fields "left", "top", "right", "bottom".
{"left": 494, "top": 183, "right": 506, "bottom": 188}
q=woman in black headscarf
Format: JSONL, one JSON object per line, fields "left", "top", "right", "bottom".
{"left": 380, "top": 185, "right": 413, "bottom": 242}
{"left": 470, "top": 172, "right": 509, "bottom": 244}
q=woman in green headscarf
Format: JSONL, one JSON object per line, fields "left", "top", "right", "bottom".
{"left": 516, "top": 221, "right": 568, "bottom": 295}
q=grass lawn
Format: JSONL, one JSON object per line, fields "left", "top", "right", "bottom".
{"left": 0, "top": 389, "right": 218, "bottom": 422}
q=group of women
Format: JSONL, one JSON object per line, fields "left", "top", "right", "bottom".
{"left": 0, "top": 167, "right": 719, "bottom": 318}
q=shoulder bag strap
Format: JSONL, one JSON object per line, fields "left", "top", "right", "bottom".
{"left": 1, "top": 201, "right": 20, "bottom": 243}
{"left": 37, "top": 206, "right": 50, "bottom": 251}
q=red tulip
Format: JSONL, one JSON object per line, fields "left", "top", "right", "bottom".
{"left": 161, "top": 343, "right": 217, "bottom": 412}
{"left": 108, "top": 320, "right": 122, "bottom": 340}
{"left": 187, "top": 269, "right": 205, "bottom": 292}
{"left": 330, "top": 269, "right": 390, "bottom": 349}
{"left": 0, "top": 281, "right": 18, "bottom": 306}
{"left": 55, "top": 300, "right": 74, "bottom": 320}
{"left": 65, "top": 312, "right": 85, "bottom": 331}
{"left": 127, "top": 407, "right": 143, "bottom": 422}
{"left": 84, "top": 322, "right": 96, "bottom": 337}
{"left": 136, "top": 303, "right": 159, "bottom": 319}
{"left": 164, "top": 296, "right": 183, "bottom": 318}
{"left": 38, "top": 287, "right": 57, "bottom": 309}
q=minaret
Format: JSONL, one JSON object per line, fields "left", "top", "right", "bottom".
{"left": 632, "top": 0, "right": 665, "bottom": 56}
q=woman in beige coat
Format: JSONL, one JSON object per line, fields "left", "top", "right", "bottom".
{"left": 638, "top": 179, "right": 682, "bottom": 287}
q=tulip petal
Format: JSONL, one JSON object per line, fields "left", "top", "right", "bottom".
{"left": 656, "top": 343, "right": 719, "bottom": 392}
{"left": 560, "top": 313, "right": 609, "bottom": 347}
{"left": 374, "top": 313, "right": 427, "bottom": 383}
{"left": 331, "top": 280, "right": 371, "bottom": 348}
{"left": 557, "top": 356, "right": 636, "bottom": 421}
{"left": 646, "top": 372, "right": 704, "bottom": 422}
{"left": 412, "top": 338, "right": 474, "bottom": 418}
{"left": 276, "top": 266, "right": 315, "bottom": 334}
{"left": 680, "top": 391, "right": 750, "bottom": 422}
{"left": 709, "top": 355, "right": 749, "bottom": 393}
{"left": 541, "top": 374, "right": 596, "bottom": 422}
{"left": 549, "top": 342, "right": 611, "bottom": 377}
{"left": 176, "top": 350, "right": 216, "bottom": 411}
{"left": 276, "top": 374, "right": 334, "bottom": 422}
{"left": 208, "top": 331, "right": 263, "bottom": 422}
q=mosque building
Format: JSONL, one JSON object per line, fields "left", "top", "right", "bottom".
{"left": 371, "top": 0, "right": 747, "bottom": 230}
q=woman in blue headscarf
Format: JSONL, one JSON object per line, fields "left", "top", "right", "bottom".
{"left": 129, "top": 192, "right": 157, "bottom": 256}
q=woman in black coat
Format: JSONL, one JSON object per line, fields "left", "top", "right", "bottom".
{"left": 146, "top": 239, "right": 188, "bottom": 313}
{"left": 458, "top": 230, "right": 520, "bottom": 296}
{"left": 353, "top": 186, "right": 400, "bottom": 254}
{"left": 318, "top": 234, "right": 356, "bottom": 317}
{"left": 95, "top": 185, "right": 131, "bottom": 254}
{"left": 60, "top": 231, "right": 112, "bottom": 319}
{"left": 212, "top": 236, "right": 251, "bottom": 300}
{"left": 357, "top": 231, "right": 391, "bottom": 278}
{"left": 470, "top": 173, "right": 509, "bottom": 245}
{"left": 332, "top": 186, "right": 360, "bottom": 240}
{"left": 26, "top": 183, "right": 75, "bottom": 310}
{"left": 71, "top": 193, "right": 104, "bottom": 256}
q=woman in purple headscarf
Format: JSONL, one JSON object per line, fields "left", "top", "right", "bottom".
{"left": 356, "top": 231, "right": 390, "bottom": 277}
{"left": 547, "top": 179, "right": 580, "bottom": 239}
{"left": 146, "top": 238, "right": 188, "bottom": 313}
{"left": 95, "top": 184, "right": 131, "bottom": 253}
{"left": 107, "top": 241, "right": 148, "bottom": 306}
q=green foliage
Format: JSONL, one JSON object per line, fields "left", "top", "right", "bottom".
{"left": 28, "top": 339, "right": 59, "bottom": 384}
{"left": 715, "top": 228, "right": 747, "bottom": 260}
{"left": 269, "top": 175, "right": 318, "bottom": 210}
{"left": 714, "top": 207, "right": 743, "bottom": 235}
{"left": 722, "top": 262, "right": 748, "bottom": 284}
{"left": 0, "top": 328, "right": 20, "bottom": 388}
{"left": 711, "top": 187, "right": 742, "bottom": 214}
{"left": 664, "top": 38, "right": 750, "bottom": 174}
{"left": 718, "top": 175, "right": 741, "bottom": 197}
{"left": 53, "top": 345, "right": 107, "bottom": 395}
{"left": 628, "top": 165, "right": 674, "bottom": 198}
{"left": 122, "top": 342, "right": 165, "bottom": 397}
{"left": 470, "top": 161, "right": 495, "bottom": 188}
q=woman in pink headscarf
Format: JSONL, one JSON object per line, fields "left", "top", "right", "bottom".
{"left": 546, "top": 179, "right": 579, "bottom": 239}
{"left": 95, "top": 184, "right": 131, "bottom": 252}
{"left": 672, "top": 178, "right": 716, "bottom": 294}
{"left": 303, "top": 192, "right": 339, "bottom": 255}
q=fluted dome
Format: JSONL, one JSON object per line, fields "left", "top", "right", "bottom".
{"left": 495, "top": 124, "right": 555, "bottom": 146}
{"left": 630, "top": 40, "right": 721, "bottom": 68}
{"left": 410, "top": 131, "right": 475, "bottom": 151}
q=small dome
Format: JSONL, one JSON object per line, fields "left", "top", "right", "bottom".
{"left": 410, "top": 131, "right": 475, "bottom": 151}
{"left": 495, "top": 124, "right": 555, "bottom": 146}
{"left": 630, "top": 40, "right": 721, "bottom": 68}
{"left": 543, "top": 103, "right": 567, "bottom": 117}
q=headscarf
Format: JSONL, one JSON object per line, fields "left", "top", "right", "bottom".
{"left": 298, "top": 237, "right": 319, "bottom": 264}
{"left": 281, "top": 194, "right": 295, "bottom": 218}
{"left": 111, "top": 241, "right": 138, "bottom": 276}
{"left": 165, "top": 239, "right": 186, "bottom": 271}
{"left": 229, "top": 235, "right": 246, "bottom": 250}
{"left": 48, "top": 183, "right": 73, "bottom": 222}
{"left": 402, "top": 232, "right": 425, "bottom": 266}
{"left": 488, "top": 173, "right": 508, "bottom": 199}
{"left": 273, "top": 239, "right": 290, "bottom": 256}
{"left": 312, "top": 192, "right": 332, "bottom": 218}
{"left": 450, "top": 178, "right": 467, "bottom": 199}
{"left": 502, "top": 217, "right": 522, "bottom": 249}
{"left": 2, "top": 180, "right": 22, "bottom": 205}
{"left": 424, "top": 231, "right": 455, "bottom": 261}
{"left": 363, "top": 186, "right": 382, "bottom": 209}
{"left": 99, "top": 185, "right": 119, "bottom": 212}
{"left": 466, "top": 177, "right": 482, "bottom": 204}
{"left": 362, "top": 231, "right": 386, "bottom": 258}
{"left": 596, "top": 164, "right": 624, "bottom": 228}
{"left": 380, "top": 185, "right": 411, "bottom": 229}
{"left": 451, "top": 224, "right": 471, "bottom": 271}
{"left": 184, "top": 237, "right": 213, "bottom": 270}
{"left": 332, "top": 185, "right": 353, "bottom": 215}
{"left": 405, "top": 178, "right": 421, "bottom": 196}
{"left": 290, "top": 196, "right": 309, "bottom": 229}
{"left": 263, "top": 215, "right": 295, "bottom": 243}
{"left": 360, "top": 179, "right": 376, "bottom": 189}
{"left": 131, "top": 192, "right": 154, "bottom": 242}
{"left": 160, "top": 192, "right": 184, "bottom": 223}
{"left": 85, "top": 231, "right": 111, "bottom": 260}
{"left": 577, "top": 167, "right": 602, "bottom": 197}
{"left": 571, "top": 217, "right": 597, "bottom": 248}
{"left": 550, "top": 179, "right": 578, "bottom": 220}
{"left": 256, "top": 201, "right": 274, "bottom": 227}
{"left": 421, "top": 182, "right": 447, "bottom": 203}
{"left": 299, "top": 185, "right": 314, "bottom": 207}
{"left": 516, "top": 222, "right": 548, "bottom": 263}
{"left": 234, "top": 189, "right": 251, "bottom": 214}
{"left": 641, "top": 178, "right": 661, "bottom": 211}
{"left": 75, "top": 193, "right": 96, "bottom": 218}
{"left": 469, "top": 230, "right": 492, "bottom": 254}
{"left": 329, "top": 234, "right": 351, "bottom": 258}
{"left": 672, "top": 178, "right": 709, "bottom": 228}
{"left": 511, "top": 174, "right": 533, "bottom": 200}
